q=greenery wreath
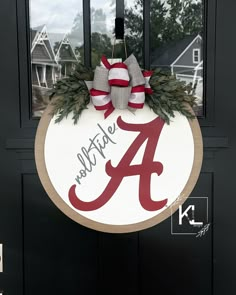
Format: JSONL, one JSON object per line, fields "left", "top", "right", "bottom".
{"left": 49, "top": 61, "right": 197, "bottom": 125}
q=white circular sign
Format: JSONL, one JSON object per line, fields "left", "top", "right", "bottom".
{"left": 35, "top": 103, "right": 203, "bottom": 233}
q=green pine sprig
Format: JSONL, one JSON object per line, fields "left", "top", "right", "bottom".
{"left": 49, "top": 63, "right": 197, "bottom": 125}
{"left": 49, "top": 63, "right": 94, "bottom": 124}
{"left": 145, "top": 68, "right": 197, "bottom": 124}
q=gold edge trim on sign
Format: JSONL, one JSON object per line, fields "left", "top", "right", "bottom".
{"left": 35, "top": 104, "right": 203, "bottom": 233}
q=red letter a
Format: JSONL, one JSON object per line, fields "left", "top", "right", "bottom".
{"left": 69, "top": 116, "right": 167, "bottom": 211}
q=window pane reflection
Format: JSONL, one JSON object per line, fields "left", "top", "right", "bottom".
{"left": 150, "top": 0, "right": 204, "bottom": 116}
{"left": 125, "top": 0, "right": 143, "bottom": 66}
{"left": 30, "top": 0, "right": 83, "bottom": 117}
{"left": 90, "top": 0, "right": 115, "bottom": 68}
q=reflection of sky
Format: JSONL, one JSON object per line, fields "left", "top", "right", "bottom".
{"left": 30, "top": 0, "right": 115, "bottom": 34}
{"left": 30, "top": 0, "right": 202, "bottom": 47}
{"left": 30, "top": 0, "right": 81, "bottom": 33}
{"left": 30, "top": 0, "right": 201, "bottom": 34}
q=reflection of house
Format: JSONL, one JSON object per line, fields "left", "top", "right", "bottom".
{"left": 30, "top": 26, "right": 80, "bottom": 116}
{"left": 151, "top": 34, "right": 203, "bottom": 115}
{"left": 192, "top": 60, "right": 203, "bottom": 103}
{"left": 31, "top": 25, "right": 59, "bottom": 88}
{"left": 54, "top": 36, "right": 79, "bottom": 78}
{"left": 151, "top": 34, "right": 203, "bottom": 89}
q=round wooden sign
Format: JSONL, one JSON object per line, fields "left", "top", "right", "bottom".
{"left": 35, "top": 103, "right": 203, "bottom": 233}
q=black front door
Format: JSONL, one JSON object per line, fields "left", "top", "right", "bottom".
{"left": 0, "top": 0, "right": 236, "bottom": 294}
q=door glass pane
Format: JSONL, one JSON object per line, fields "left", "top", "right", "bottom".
{"left": 30, "top": 0, "right": 83, "bottom": 117}
{"left": 90, "top": 0, "right": 115, "bottom": 68}
{"left": 125, "top": 0, "right": 143, "bottom": 66}
{"left": 150, "top": 0, "right": 204, "bottom": 116}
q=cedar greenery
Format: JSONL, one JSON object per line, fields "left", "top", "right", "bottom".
{"left": 50, "top": 63, "right": 197, "bottom": 124}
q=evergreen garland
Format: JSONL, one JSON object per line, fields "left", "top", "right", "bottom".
{"left": 50, "top": 63, "right": 197, "bottom": 125}
{"left": 49, "top": 64, "right": 94, "bottom": 124}
{"left": 146, "top": 68, "right": 197, "bottom": 124}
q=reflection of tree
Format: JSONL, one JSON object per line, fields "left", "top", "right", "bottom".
{"left": 110, "top": 0, "right": 116, "bottom": 14}
{"left": 162, "top": 0, "right": 203, "bottom": 44}
{"left": 53, "top": 41, "right": 60, "bottom": 53}
{"left": 180, "top": 0, "right": 203, "bottom": 35}
{"left": 124, "top": 1, "right": 143, "bottom": 63}
{"left": 91, "top": 8, "right": 107, "bottom": 34}
{"left": 70, "top": 6, "right": 108, "bottom": 47}
{"left": 69, "top": 1, "right": 203, "bottom": 67}
{"left": 91, "top": 32, "right": 112, "bottom": 55}
{"left": 69, "top": 11, "right": 84, "bottom": 47}
{"left": 75, "top": 32, "right": 112, "bottom": 68}
{"left": 125, "top": 0, "right": 203, "bottom": 64}
{"left": 90, "top": 8, "right": 110, "bottom": 67}
{"left": 70, "top": 7, "right": 112, "bottom": 67}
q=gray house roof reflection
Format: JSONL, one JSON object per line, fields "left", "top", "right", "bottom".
{"left": 54, "top": 36, "right": 78, "bottom": 63}
{"left": 151, "top": 34, "right": 202, "bottom": 69}
{"left": 151, "top": 34, "right": 203, "bottom": 116}
{"left": 31, "top": 25, "right": 57, "bottom": 65}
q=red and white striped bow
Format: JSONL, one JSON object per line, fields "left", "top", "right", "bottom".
{"left": 90, "top": 88, "right": 114, "bottom": 119}
{"left": 90, "top": 55, "right": 153, "bottom": 118}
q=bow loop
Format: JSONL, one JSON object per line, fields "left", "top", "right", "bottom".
{"left": 89, "top": 54, "right": 153, "bottom": 118}
{"left": 90, "top": 88, "right": 114, "bottom": 119}
{"left": 143, "top": 71, "right": 154, "bottom": 94}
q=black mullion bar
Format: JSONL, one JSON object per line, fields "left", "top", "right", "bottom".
{"left": 143, "top": 0, "right": 150, "bottom": 69}
{"left": 83, "top": 0, "right": 91, "bottom": 67}
{"left": 116, "top": 0, "right": 124, "bottom": 18}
